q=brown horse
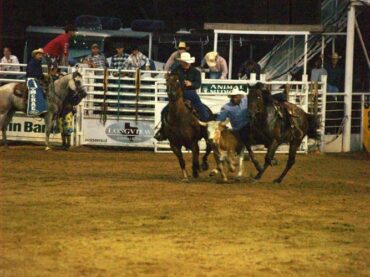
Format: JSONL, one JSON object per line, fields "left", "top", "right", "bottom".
{"left": 163, "top": 73, "right": 212, "bottom": 181}
{"left": 242, "top": 83, "right": 319, "bottom": 183}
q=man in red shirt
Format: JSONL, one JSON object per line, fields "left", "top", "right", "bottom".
{"left": 43, "top": 24, "right": 77, "bottom": 66}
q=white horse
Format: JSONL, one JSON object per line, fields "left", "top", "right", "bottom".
{"left": 0, "top": 72, "right": 86, "bottom": 150}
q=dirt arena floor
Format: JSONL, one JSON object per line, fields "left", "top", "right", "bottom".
{"left": 0, "top": 145, "right": 369, "bottom": 276}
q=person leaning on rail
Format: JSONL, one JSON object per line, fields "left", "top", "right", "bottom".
{"left": 201, "top": 51, "right": 228, "bottom": 79}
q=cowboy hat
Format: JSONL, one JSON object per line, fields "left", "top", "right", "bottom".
{"left": 228, "top": 87, "right": 247, "bottom": 97}
{"left": 177, "top": 41, "right": 189, "bottom": 50}
{"left": 330, "top": 52, "right": 342, "bottom": 59}
{"left": 205, "top": 51, "right": 218, "bottom": 68}
{"left": 32, "top": 48, "right": 45, "bottom": 57}
{"left": 176, "top": 52, "right": 195, "bottom": 64}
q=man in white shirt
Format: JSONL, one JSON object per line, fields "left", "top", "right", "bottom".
{"left": 0, "top": 47, "right": 20, "bottom": 73}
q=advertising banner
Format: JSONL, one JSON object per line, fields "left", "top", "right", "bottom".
{"left": 82, "top": 119, "right": 155, "bottom": 147}
{"left": 5, "top": 114, "right": 61, "bottom": 143}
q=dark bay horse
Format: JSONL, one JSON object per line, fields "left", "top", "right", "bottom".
{"left": 163, "top": 73, "right": 212, "bottom": 181}
{"left": 242, "top": 83, "right": 319, "bottom": 183}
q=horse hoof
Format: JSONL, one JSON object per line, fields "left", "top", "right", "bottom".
{"left": 233, "top": 176, "right": 242, "bottom": 182}
{"left": 45, "top": 147, "right": 51, "bottom": 151}
{"left": 273, "top": 179, "right": 282, "bottom": 184}
{"left": 193, "top": 172, "right": 199, "bottom": 178}
{"left": 216, "top": 179, "right": 228, "bottom": 184}
{"left": 181, "top": 178, "right": 190, "bottom": 183}
{"left": 209, "top": 169, "right": 218, "bottom": 177}
{"left": 271, "top": 159, "right": 279, "bottom": 166}
{"left": 201, "top": 162, "right": 209, "bottom": 171}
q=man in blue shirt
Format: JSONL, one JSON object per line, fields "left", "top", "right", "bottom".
{"left": 26, "top": 48, "right": 47, "bottom": 116}
{"left": 217, "top": 87, "right": 248, "bottom": 131}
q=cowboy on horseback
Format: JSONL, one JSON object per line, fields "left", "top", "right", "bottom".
{"left": 155, "top": 52, "right": 210, "bottom": 141}
{"left": 25, "top": 48, "right": 47, "bottom": 116}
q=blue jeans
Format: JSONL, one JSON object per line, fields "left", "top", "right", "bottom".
{"left": 26, "top": 78, "right": 47, "bottom": 116}
{"left": 161, "top": 90, "right": 209, "bottom": 121}
{"left": 208, "top": 72, "right": 221, "bottom": 79}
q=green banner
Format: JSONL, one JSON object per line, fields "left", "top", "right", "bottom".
{"left": 201, "top": 84, "right": 248, "bottom": 94}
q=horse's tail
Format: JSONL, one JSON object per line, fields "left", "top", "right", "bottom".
{"left": 307, "top": 113, "right": 320, "bottom": 139}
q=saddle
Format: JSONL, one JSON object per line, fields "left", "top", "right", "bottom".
{"left": 274, "top": 101, "right": 301, "bottom": 118}
{"left": 184, "top": 100, "right": 214, "bottom": 120}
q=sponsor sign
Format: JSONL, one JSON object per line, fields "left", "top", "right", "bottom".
{"left": 83, "top": 119, "right": 154, "bottom": 147}
{"left": 201, "top": 84, "right": 248, "bottom": 94}
{"left": 5, "top": 114, "right": 61, "bottom": 142}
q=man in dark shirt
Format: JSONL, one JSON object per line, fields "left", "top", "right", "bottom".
{"left": 154, "top": 52, "right": 209, "bottom": 141}
{"left": 26, "top": 48, "right": 44, "bottom": 80}
{"left": 25, "top": 48, "right": 47, "bottom": 115}
{"left": 238, "top": 60, "right": 261, "bottom": 80}
{"left": 325, "top": 52, "right": 344, "bottom": 92}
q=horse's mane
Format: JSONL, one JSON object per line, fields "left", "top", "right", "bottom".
{"left": 250, "top": 82, "right": 274, "bottom": 104}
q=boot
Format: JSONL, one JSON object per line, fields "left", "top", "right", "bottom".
{"left": 154, "top": 126, "right": 167, "bottom": 141}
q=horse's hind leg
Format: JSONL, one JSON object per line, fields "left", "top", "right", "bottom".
{"left": 201, "top": 140, "right": 212, "bottom": 171}
{"left": 255, "top": 140, "right": 279, "bottom": 180}
{"left": 0, "top": 110, "right": 15, "bottom": 147}
{"left": 273, "top": 141, "right": 300, "bottom": 184}
{"left": 171, "top": 144, "right": 189, "bottom": 182}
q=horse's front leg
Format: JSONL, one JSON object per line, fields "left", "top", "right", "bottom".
{"left": 245, "top": 144, "right": 263, "bottom": 173}
{"left": 273, "top": 141, "right": 300, "bottom": 183}
{"left": 190, "top": 143, "right": 200, "bottom": 178}
{"left": 255, "top": 140, "right": 279, "bottom": 180}
{"left": 170, "top": 143, "right": 189, "bottom": 182}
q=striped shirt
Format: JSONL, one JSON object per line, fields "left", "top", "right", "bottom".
{"left": 123, "top": 52, "right": 150, "bottom": 70}
{"left": 110, "top": 53, "right": 129, "bottom": 69}
{"left": 85, "top": 54, "right": 107, "bottom": 68}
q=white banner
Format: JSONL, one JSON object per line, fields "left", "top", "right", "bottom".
{"left": 5, "top": 114, "right": 61, "bottom": 143}
{"left": 82, "top": 118, "right": 155, "bottom": 147}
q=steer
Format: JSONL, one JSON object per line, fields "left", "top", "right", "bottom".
{"left": 199, "top": 120, "right": 245, "bottom": 182}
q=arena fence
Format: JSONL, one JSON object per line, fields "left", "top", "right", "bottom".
{"left": 2, "top": 63, "right": 369, "bottom": 152}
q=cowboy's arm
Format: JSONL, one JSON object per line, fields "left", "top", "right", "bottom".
{"left": 220, "top": 58, "right": 228, "bottom": 79}
{"left": 216, "top": 106, "right": 229, "bottom": 121}
{"left": 187, "top": 68, "right": 201, "bottom": 90}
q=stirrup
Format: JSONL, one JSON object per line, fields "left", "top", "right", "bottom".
{"left": 154, "top": 129, "right": 167, "bottom": 141}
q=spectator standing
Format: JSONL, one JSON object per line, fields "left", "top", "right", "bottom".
{"left": 325, "top": 52, "right": 344, "bottom": 92}
{"left": 83, "top": 44, "right": 107, "bottom": 69}
{"left": 123, "top": 46, "right": 150, "bottom": 70}
{"left": 310, "top": 57, "right": 327, "bottom": 82}
{"left": 164, "top": 41, "right": 188, "bottom": 71}
{"left": 238, "top": 60, "right": 261, "bottom": 80}
{"left": 110, "top": 43, "right": 129, "bottom": 70}
{"left": 43, "top": 24, "right": 77, "bottom": 66}
{"left": 201, "top": 51, "right": 228, "bottom": 79}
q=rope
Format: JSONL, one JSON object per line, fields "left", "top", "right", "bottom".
{"left": 135, "top": 68, "right": 141, "bottom": 122}
{"left": 117, "top": 67, "right": 121, "bottom": 121}
{"left": 100, "top": 68, "right": 108, "bottom": 125}
{"left": 324, "top": 115, "right": 347, "bottom": 145}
